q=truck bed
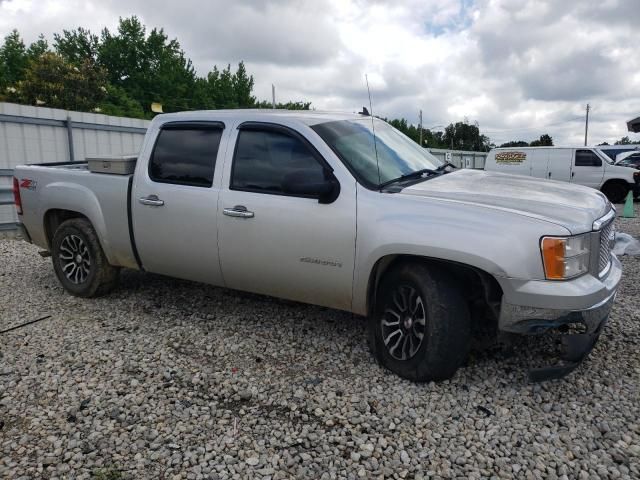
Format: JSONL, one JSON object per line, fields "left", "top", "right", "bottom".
{"left": 15, "top": 162, "right": 139, "bottom": 269}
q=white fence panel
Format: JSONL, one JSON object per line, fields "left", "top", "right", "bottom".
{"left": 0, "top": 102, "right": 150, "bottom": 229}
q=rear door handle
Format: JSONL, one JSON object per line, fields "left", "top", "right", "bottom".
{"left": 139, "top": 195, "right": 164, "bottom": 206}
{"left": 223, "top": 205, "right": 254, "bottom": 218}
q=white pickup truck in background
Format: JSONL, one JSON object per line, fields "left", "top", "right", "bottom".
{"left": 12, "top": 110, "right": 621, "bottom": 382}
{"left": 485, "top": 146, "right": 640, "bottom": 203}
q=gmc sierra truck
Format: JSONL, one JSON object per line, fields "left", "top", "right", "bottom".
{"left": 12, "top": 110, "right": 621, "bottom": 382}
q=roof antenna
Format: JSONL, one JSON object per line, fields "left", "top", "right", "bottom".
{"left": 365, "top": 74, "right": 381, "bottom": 187}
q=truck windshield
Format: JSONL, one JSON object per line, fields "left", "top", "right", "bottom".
{"left": 312, "top": 118, "right": 443, "bottom": 189}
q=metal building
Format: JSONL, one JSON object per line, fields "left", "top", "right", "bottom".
{"left": 0, "top": 102, "right": 149, "bottom": 230}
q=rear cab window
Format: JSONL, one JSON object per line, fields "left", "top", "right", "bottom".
{"left": 149, "top": 122, "right": 224, "bottom": 187}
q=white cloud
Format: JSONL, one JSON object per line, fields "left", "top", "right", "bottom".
{"left": 1, "top": 0, "right": 639, "bottom": 145}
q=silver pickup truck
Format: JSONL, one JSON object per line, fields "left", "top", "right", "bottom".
{"left": 12, "top": 110, "right": 621, "bottom": 382}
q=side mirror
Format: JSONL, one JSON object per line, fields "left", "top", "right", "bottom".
{"left": 281, "top": 169, "right": 340, "bottom": 204}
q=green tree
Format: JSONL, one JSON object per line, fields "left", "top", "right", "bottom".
{"left": 14, "top": 52, "right": 107, "bottom": 111}
{"left": 499, "top": 140, "right": 529, "bottom": 147}
{"left": 233, "top": 61, "right": 255, "bottom": 107}
{"left": 0, "top": 30, "right": 28, "bottom": 89}
{"left": 97, "top": 84, "right": 144, "bottom": 118}
{"left": 614, "top": 136, "right": 640, "bottom": 145}
{"left": 98, "top": 16, "right": 197, "bottom": 115}
{"left": 254, "top": 100, "right": 312, "bottom": 110}
{"left": 443, "top": 120, "right": 491, "bottom": 151}
{"left": 530, "top": 133, "right": 553, "bottom": 146}
{"left": 27, "top": 34, "right": 49, "bottom": 60}
{"left": 54, "top": 27, "right": 99, "bottom": 65}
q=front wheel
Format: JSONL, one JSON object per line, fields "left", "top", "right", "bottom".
{"left": 51, "top": 218, "right": 119, "bottom": 297}
{"left": 601, "top": 182, "right": 629, "bottom": 203}
{"left": 369, "top": 262, "right": 470, "bottom": 382}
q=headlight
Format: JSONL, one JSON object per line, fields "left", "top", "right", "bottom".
{"left": 541, "top": 234, "right": 590, "bottom": 280}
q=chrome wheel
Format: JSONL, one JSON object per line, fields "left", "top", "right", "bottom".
{"left": 58, "top": 234, "right": 91, "bottom": 284}
{"left": 381, "top": 284, "right": 426, "bottom": 360}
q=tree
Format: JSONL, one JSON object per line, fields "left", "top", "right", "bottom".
{"left": 530, "top": 133, "right": 553, "bottom": 146}
{"left": 27, "top": 35, "right": 49, "bottom": 60}
{"left": 97, "top": 84, "right": 144, "bottom": 118}
{"left": 13, "top": 52, "right": 107, "bottom": 111}
{"left": 54, "top": 27, "right": 99, "bottom": 65}
{"left": 233, "top": 61, "right": 255, "bottom": 107}
{"left": 614, "top": 136, "right": 640, "bottom": 145}
{"left": 0, "top": 30, "right": 28, "bottom": 89}
{"left": 254, "top": 100, "right": 312, "bottom": 110}
{"left": 1, "top": 21, "right": 309, "bottom": 118}
{"left": 442, "top": 120, "right": 492, "bottom": 151}
{"left": 500, "top": 140, "right": 529, "bottom": 147}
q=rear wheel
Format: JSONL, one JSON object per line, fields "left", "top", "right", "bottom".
{"left": 369, "top": 262, "right": 470, "bottom": 382}
{"left": 601, "top": 182, "right": 629, "bottom": 203}
{"left": 51, "top": 218, "right": 119, "bottom": 297}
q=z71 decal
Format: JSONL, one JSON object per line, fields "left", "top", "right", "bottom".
{"left": 20, "top": 179, "right": 37, "bottom": 190}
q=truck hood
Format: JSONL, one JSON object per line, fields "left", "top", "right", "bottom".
{"left": 400, "top": 169, "right": 610, "bottom": 234}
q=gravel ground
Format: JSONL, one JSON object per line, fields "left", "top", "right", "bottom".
{"left": 1, "top": 210, "right": 639, "bottom": 480}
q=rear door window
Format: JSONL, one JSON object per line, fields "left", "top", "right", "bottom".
{"left": 150, "top": 124, "right": 223, "bottom": 187}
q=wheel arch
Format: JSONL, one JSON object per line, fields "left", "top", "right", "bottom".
{"left": 44, "top": 209, "right": 90, "bottom": 248}
{"left": 365, "top": 254, "right": 503, "bottom": 321}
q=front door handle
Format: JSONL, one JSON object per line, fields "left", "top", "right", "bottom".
{"left": 139, "top": 195, "right": 164, "bottom": 207}
{"left": 223, "top": 205, "right": 254, "bottom": 219}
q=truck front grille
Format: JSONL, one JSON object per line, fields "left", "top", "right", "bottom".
{"left": 598, "top": 219, "right": 615, "bottom": 275}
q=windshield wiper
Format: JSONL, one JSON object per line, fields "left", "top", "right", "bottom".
{"left": 436, "top": 161, "right": 456, "bottom": 172}
{"left": 379, "top": 168, "right": 438, "bottom": 188}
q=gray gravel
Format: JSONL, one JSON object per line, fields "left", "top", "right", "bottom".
{"left": 1, "top": 211, "right": 639, "bottom": 479}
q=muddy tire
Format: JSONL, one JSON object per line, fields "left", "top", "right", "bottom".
{"left": 51, "top": 218, "right": 119, "bottom": 297}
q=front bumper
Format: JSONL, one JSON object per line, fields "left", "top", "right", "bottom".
{"left": 497, "top": 255, "right": 622, "bottom": 381}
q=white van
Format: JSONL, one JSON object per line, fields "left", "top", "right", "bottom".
{"left": 484, "top": 147, "right": 639, "bottom": 203}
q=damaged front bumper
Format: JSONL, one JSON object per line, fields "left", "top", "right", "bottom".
{"left": 498, "top": 255, "right": 622, "bottom": 381}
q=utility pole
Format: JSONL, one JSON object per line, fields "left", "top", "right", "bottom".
{"left": 584, "top": 103, "right": 590, "bottom": 146}
{"left": 419, "top": 110, "right": 423, "bottom": 147}
{"left": 272, "top": 85, "right": 276, "bottom": 109}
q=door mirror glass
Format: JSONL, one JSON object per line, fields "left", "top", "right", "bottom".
{"left": 281, "top": 169, "right": 340, "bottom": 203}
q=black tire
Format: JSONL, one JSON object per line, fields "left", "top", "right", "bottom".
{"left": 369, "top": 262, "right": 470, "bottom": 382}
{"left": 601, "top": 182, "right": 629, "bottom": 203}
{"left": 51, "top": 218, "right": 119, "bottom": 297}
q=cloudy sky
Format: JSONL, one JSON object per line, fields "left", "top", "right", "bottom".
{"left": 1, "top": 0, "right": 639, "bottom": 145}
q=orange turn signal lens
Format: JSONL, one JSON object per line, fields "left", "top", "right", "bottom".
{"left": 541, "top": 237, "right": 566, "bottom": 280}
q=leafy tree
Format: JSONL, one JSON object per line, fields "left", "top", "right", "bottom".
{"left": 1, "top": 20, "right": 311, "bottom": 118}
{"left": 500, "top": 140, "right": 529, "bottom": 147}
{"left": 0, "top": 30, "right": 28, "bottom": 89}
{"left": 13, "top": 52, "right": 107, "bottom": 111}
{"left": 614, "top": 136, "right": 640, "bottom": 145}
{"left": 97, "top": 84, "right": 144, "bottom": 118}
{"left": 254, "top": 100, "right": 312, "bottom": 110}
{"left": 54, "top": 27, "right": 99, "bottom": 65}
{"left": 27, "top": 35, "right": 49, "bottom": 60}
{"left": 233, "top": 61, "right": 255, "bottom": 107}
{"left": 530, "top": 133, "right": 553, "bottom": 146}
{"left": 97, "top": 17, "right": 197, "bottom": 115}
{"left": 443, "top": 120, "right": 491, "bottom": 151}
